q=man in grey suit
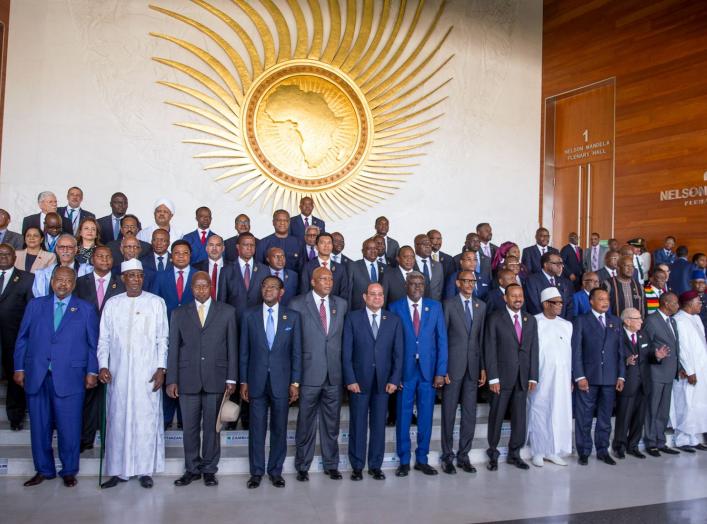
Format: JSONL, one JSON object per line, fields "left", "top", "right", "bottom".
{"left": 375, "top": 216, "right": 399, "bottom": 261}
{"left": 441, "top": 270, "right": 487, "bottom": 474}
{"left": 348, "top": 238, "right": 385, "bottom": 310}
{"left": 583, "top": 232, "right": 608, "bottom": 273}
{"left": 0, "top": 209, "right": 24, "bottom": 250}
{"left": 166, "top": 271, "right": 238, "bottom": 487}
{"left": 642, "top": 292, "right": 682, "bottom": 456}
{"left": 413, "top": 234, "right": 444, "bottom": 301}
{"left": 290, "top": 266, "right": 348, "bottom": 481}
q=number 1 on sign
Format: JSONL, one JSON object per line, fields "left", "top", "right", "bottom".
{"left": 582, "top": 129, "right": 589, "bottom": 142}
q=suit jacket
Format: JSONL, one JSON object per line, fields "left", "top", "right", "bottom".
{"left": 193, "top": 259, "right": 228, "bottom": 301}
{"left": 97, "top": 214, "right": 123, "bottom": 245}
{"left": 521, "top": 245, "right": 559, "bottom": 275}
{"left": 384, "top": 236, "right": 400, "bottom": 262}
{"left": 596, "top": 266, "right": 616, "bottom": 285}
{"left": 288, "top": 293, "right": 347, "bottom": 387}
{"left": 443, "top": 270, "right": 491, "bottom": 301}
{"left": 14, "top": 249, "right": 55, "bottom": 273}
{"left": 652, "top": 248, "right": 676, "bottom": 267}
{"left": 74, "top": 272, "right": 125, "bottom": 316}
{"left": 348, "top": 259, "right": 385, "bottom": 310}
{"left": 257, "top": 233, "right": 303, "bottom": 272}
{"left": 150, "top": 266, "right": 197, "bottom": 320}
{"left": 571, "top": 312, "right": 625, "bottom": 386}
{"left": 389, "top": 297, "right": 448, "bottom": 383}
{"left": 239, "top": 304, "right": 301, "bottom": 398}
{"left": 22, "top": 213, "right": 73, "bottom": 235}
{"left": 643, "top": 311, "right": 680, "bottom": 383}
{"left": 2, "top": 230, "right": 24, "bottom": 250}
{"left": 485, "top": 288, "right": 507, "bottom": 315}
{"left": 0, "top": 269, "right": 34, "bottom": 355}
{"left": 524, "top": 272, "right": 574, "bottom": 320}
{"left": 434, "top": 251, "right": 455, "bottom": 281}
{"left": 621, "top": 329, "right": 655, "bottom": 396}
{"left": 222, "top": 260, "right": 268, "bottom": 320}
{"left": 382, "top": 266, "right": 408, "bottom": 307}
{"left": 573, "top": 289, "right": 592, "bottom": 317}
{"left": 57, "top": 206, "right": 95, "bottom": 234}
{"left": 560, "top": 244, "right": 584, "bottom": 283}
{"left": 183, "top": 229, "right": 217, "bottom": 265}
{"left": 484, "top": 308, "right": 538, "bottom": 391}
{"left": 583, "top": 245, "right": 608, "bottom": 272}
{"left": 342, "top": 308, "right": 403, "bottom": 394}
{"left": 167, "top": 300, "right": 238, "bottom": 393}
{"left": 668, "top": 258, "right": 692, "bottom": 295}
{"left": 453, "top": 250, "right": 492, "bottom": 276}
{"left": 300, "top": 258, "right": 349, "bottom": 299}
{"left": 108, "top": 238, "right": 152, "bottom": 269}
{"left": 14, "top": 295, "right": 99, "bottom": 396}
{"left": 289, "top": 215, "right": 325, "bottom": 240}
{"left": 414, "top": 259, "right": 444, "bottom": 301}
{"left": 139, "top": 251, "right": 171, "bottom": 273}
{"left": 262, "top": 267, "right": 298, "bottom": 306}
{"left": 443, "top": 295, "right": 486, "bottom": 381}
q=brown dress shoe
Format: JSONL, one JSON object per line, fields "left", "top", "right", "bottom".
{"left": 24, "top": 473, "right": 52, "bottom": 487}
{"left": 63, "top": 475, "right": 78, "bottom": 487}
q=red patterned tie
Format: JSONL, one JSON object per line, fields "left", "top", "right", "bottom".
{"left": 244, "top": 262, "right": 251, "bottom": 290}
{"left": 176, "top": 270, "right": 184, "bottom": 302}
{"left": 322, "top": 261, "right": 327, "bottom": 268}
{"left": 200, "top": 230, "right": 206, "bottom": 245}
{"left": 412, "top": 303, "right": 420, "bottom": 336}
{"left": 575, "top": 246, "right": 580, "bottom": 261}
{"left": 319, "top": 298, "right": 328, "bottom": 334}
{"left": 211, "top": 264, "right": 218, "bottom": 300}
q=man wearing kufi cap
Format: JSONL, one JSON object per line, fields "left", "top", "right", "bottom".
{"left": 97, "top": 258, "right": 171, "bottom": 488}
{"left": 137, "top": 198, "right": 184, "bottom": 245}
{"left": 689, "top": 269, "right": 706, "bottom": 335}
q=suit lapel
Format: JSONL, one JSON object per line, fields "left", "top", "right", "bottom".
{"left": 269, "top": 308, "right": 288, "bottom": 350}
{"left": 202, "top": 301, "right": 216, "bottom": 330}
{"left": 0, "top": 270, "right": 20, "bottom": 302}
{"left": 306, "top": 293, "right": 328, "bottom": 336}
{"left": 54, "top": 296, "right": 77, "bottom": 336}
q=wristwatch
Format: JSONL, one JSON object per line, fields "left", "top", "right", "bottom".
{"left": 291, "top": 382, "right": 300, "bottom": 388}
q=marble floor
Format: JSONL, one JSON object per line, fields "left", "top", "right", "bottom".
{"left": 2, "top": 451, "right": 706, "bottom": 524}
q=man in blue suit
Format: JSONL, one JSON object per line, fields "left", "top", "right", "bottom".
{"left": 560, "top": 232, "right": 583, "bottom": 290}
{"left": 389, "top": 271, "right": 448, "bottom": 476}
{"left": 668, "top": 246, "right": 691, "bottom": 295}
{"left": 265, "top": 247, "right": 298, "bottom": 306}
{"left": 521, "top": 227, "right": 559, "bottom": 275}
{"left": 241, "top": 276, "right": 302, "bottom": 489}
{"left": 182, "top": 206, "right": 217, "bottom": 265}
{"left": 444, "top": 250, "right": 491, "bottom": 301}
{"left": 14, "top": 266, "right": 99, "bottom": 487}
{"left": 343, "top": 282, "right": 403, "bottom": 481}
{"left": 223, "top": 232, "right": 268, "bottom": 321}
{"left": 573, "top": 272, "right": 599, "bottom": 317}
{"left": 289, "top": 196, "right": 325, "bottom": 241}
{"left": 258, "top": 210, "right": 304, "bottom": 272}
{"left": 572, "top": 287, "right": 626, "bottom": 466}
{"left": 653, "top": 236, "right": 676, "bottom": 267}
{"left": 524, "top": 252, "right": 574, "bottom": 320}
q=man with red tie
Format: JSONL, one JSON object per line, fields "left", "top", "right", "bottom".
{"left": 194, "top": 234, "right": 226, "bottom": 302}
{"left": 183, "top": 206, "right": 217, "bottom": 265}
{"left": 561, "top": 232, "right": 584, "bottom": 290}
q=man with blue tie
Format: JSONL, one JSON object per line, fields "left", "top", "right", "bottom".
{"left": 572, "top": 288, "right": 626, "bottom": 466}
{"left": 389, "top": 271, "right": 448, "bottom": 477}
{"left": 343, "top": 282, "right": 403, "bottom": 481}
{"left": 57, "top": 186, "right": 94, "bottom": 236}
{"left": 97, "top": 192, "right": 129, "bottom": 245}
{"left": 289, "top": 196, "right": 325, "bottom": 241}
{"left": 265, "top": 247, "right": 298, "bottom": 306}
{"left": 413, "top": 234, "right": 444, "bottom": 301}
{"left": 14, "top": 266, "right": 99, "bottom": 487}
{"left": 573, "top": 272, "right": 599, "bottom": 317}
{"left": 183, "top": 206, "right": 217, "bottom": 265}
{"left": 241, "top": 276, "right": 302, "bottom": 489}
{"left": 258, "top": 210, "right": 304, "bottom": 272}
{"left": 348, "top": 238, "right": 385, "bottom": 310}
{"left": 653, "top": 236, "right": 677, "bottom": 267}
{"left": 139, "top": 228, "right": 171, "bottom": 273}
{"left": 521, "top": 227, "right": 559, "bottom": 275}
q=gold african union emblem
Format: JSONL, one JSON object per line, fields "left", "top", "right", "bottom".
{"left": 150, "top": 0, "right": 453, "bottom": 217}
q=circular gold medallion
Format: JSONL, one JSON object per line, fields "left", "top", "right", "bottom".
{"left": 243, "top": 60, "right": 373, "bottom": 191}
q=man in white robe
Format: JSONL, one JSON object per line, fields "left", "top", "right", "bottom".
{"left": 97, "top": 259, "right": 169, "bottom": 488}
{"left": 671, "top": 290, "right": 707, "bottom": 450}
{"left": 136, "top": 198, "right": 183, "bottom": 246}
{"left": 528, "top": 287, "right": 573, "bottom": 466}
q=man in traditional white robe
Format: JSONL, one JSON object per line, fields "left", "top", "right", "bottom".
{"left": 671, "top": 290, "right": 707, "bottom": 450}
{"left": 528, "top": 287, "right": 573, "bottom": 466}
{"left": 97, "top": 259, "right": 169, "bottom": 488}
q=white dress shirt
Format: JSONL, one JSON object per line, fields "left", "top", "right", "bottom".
{"left": 536, "top": 244, "right": 548, "bottom": 255}
{"left": 93, "top": 270, "right": 110, "bottom": 295}
{"left": 0, "top": 267, "right": 14, "bottom": 294}
{"left": 208, "top": 257, "right": 224, "bottom": 287}
{"left": 316, "top": 256, "right": 331, "bottom": 269}
{"left": 415, "top": 255, "right": 431, "bottom": 274}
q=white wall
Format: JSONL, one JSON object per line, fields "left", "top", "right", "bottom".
{"left": 0, "top": 0, "right": 542, "bottom": 255}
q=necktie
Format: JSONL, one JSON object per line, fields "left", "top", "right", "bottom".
{"left": 0, "top": 271, "right": 5, "bottom": 294}
{"left": 54, "top": 301, "right": 65, "bottom": 331}
{"left": 68, "top": 209, "right": 75, "bottom": 231}
{"left": 422, "top": 259, "right": 430, "bottom": 283}
{"left": 514, "top": 314, "right": 522, "bottom": 343}
{"left": 631, "top": 333, "right": 636, "bottom": 346}
{"left": 319, "top": 298, "right": 328, "bottom": 334}
{"left": 113, "top": 217, "right": 120, "bottom": 239}
{"left": 483, "top": 244, "right": 490, "bottom": 258}
{"left": 158, "top": 256, "right": 165, "bottom": 272}
{"left": 666, "top": 317, "right": 675, "bottom": 338}
{"left": 266, "top": 307, "right": 275, "bottom": 349}
{"left": 464, "top": 299, "right": 473, "bottom": 334}
{"left": 200, "top": 230, "right": 207, "bottom": 245}
{"left": 309, "top": 246, "right": 316, "bottom": 260}
{"left": 541, "top": 247, "right": 546, "bottom": 255}
{"left": 198, "top": 303, "right": 206, "bottom": 327}
{"left": 304, "top": 217, "right": 309, "bottom": 228}
{"left": 371, "top": 313, "right": 379, "bottom": 339}
{"left": 47, "top": 236, "right": 57, "bottom": 252}
{"left": 97, "top": 278, "right": 105, "bottom": 308}
{"left": 412, "top": 303, "right": 420, "bottom": 337}
{"left": 321, "top": 260, "right": 327, "bottom": 268}
{"left": 244, "top": 262, "right": 251, "bottom": 290}
{"left": 211, "top": 264, "right": 218, "bottom": 300}
{"left": 636, "top": 257, "right": 644, "bottom": 280}
{"left": 176, "top": 270, "right": 184, "bottom": 302}
{"left": 592, "top": 247, "right": 598, "bottom": 270}
{"left": 370, "top": 262, "right": 377, "bottom": 282}
{"left": 575, "top": 246, "right": 581, "bottom": 261}
{"left": 274, "top": 270, "right": 280, "bottom": 280}
{"left": 549, "top": 276, "right": 556, "bottom": 286}
{"left": 598, "top": 315, "right": 605, "bottom": 328}
{"left": 475, "top": 252, "right": 480, "bottom": 274}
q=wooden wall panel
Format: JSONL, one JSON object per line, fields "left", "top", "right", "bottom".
{"left": 0, "top": 0, "right": 9, "bottom": 171}
{"left": 542, "top": 0, "right": 707, "bottom": 255}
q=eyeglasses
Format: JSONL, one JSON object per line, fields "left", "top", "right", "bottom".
{"left": 547, "top": 300, "right": 564, "bottom": 305}
{"left": 459, "top": 279, "right": 477, "bottom": 283}
{"left": 627, "top": 317, "right": 642, "bottom": 321}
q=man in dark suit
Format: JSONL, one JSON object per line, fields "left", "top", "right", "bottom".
{"left": 113, "top": 236, "right": 155, "bottom": 290}
{"left": 290, "top": 267, "right": 348, "bottom": 481}
{"left": 453, "top": 233, "right": 492, "bottom": 277}
{"left": 573, "top": 272, "right": 599, "bottom": 317}
{"left": 643, "top": 292, "right": 682, "bottom": 456}
{"left": 240, "top": 276, "right": 301, "bottom": 488}
{"left": 476, "top": 223, "right": 498, "bottom": 261}
{"left": 668, "top": 246, "right": 691, "bottom": 295}
{"left": 300, "top": 233, "right": 349, "bottom": 299}
{"left": 484, "top": 283, "right": 538, "bottom": 471}
{"left": 139, "top": 228, "right": 171, "bottom": 274}
{"left": 167, "top": 272, "right": 238, "bottom": 487}
{"left": 0, "top": 244, "right": 35, "bottom": 430}
{"left": 486, "top": 270, "right": 516, "bottom": 315}
{"left": 289, "top": 196, "right": 325, "bottom": 241}
{"left": 597, "top": 250, "right": 620, "bottom": 284}
{"left": 653, "top": 236, "right": 677, "bottom": 267}
{"left": 441, "top": 270, "right": 486, "bottom": 474}
{"left": 611, "top": 308, "right": 667, "bottom": 459}
{"left": 97, "top": 192, "right": 130, "bottom": 245}
{"left": 375, "top": 216, "right": 399, "bottom": 262}
{"left": 224, "top": 213, "right": 255, "bottom": 263}
{"left": 42, "top": 213, "right": 66, "bottom": 253}
{"left": 265, "top": 246, "right": 298, "bottom": 306}
{"left": 560, "top": 232, "right": 583, "bottom": 289}
{"left": 223, "top": 232, "right": 268, "bottom": 320}
{"left": 0, "top": 209, "right": 24, "bottom": 250}
{"left": 14, "top": 266, "right": 99, "bottom": 487}
{"left": 331, "top": 232, "right": 352, "bottom": 266}
{"left": 445, "top": 250, "right": 492, "bottom": 301}
{"left": 413, "top": 234, "right": 444, "bottom": 301}
{"left": 57, "top": 186, "right": 95, "bottom": 235}
{"left": 107, "top": 215, "right": 151, "bottom": 271}
{"left": 348, "top": 238, "right": 385, "bottom": 311}
{"left": 257, "top": 210, "right": 303, "bottom": 272}
{"left": 22, "top": 190, "right": 73, "bottom": 235}
{"left": 74, "top": 246, "right": 125, "bottom": 451}
{"left": 373, "top": 234, "right": 394, "bottom": 267}
{"left": 182, "top": 206, "right": 217, "bottom": 265}
{"left": 524, "top": 252, "right": 574, "bottom": 320}
{"left": 343, "top": 282, "right": 403, "bottom": 481}
{"left": 300, "top": 225, "right": 320, "bottom": 262}
{"left": 521, "top": 227, "right": 559, "bottom": 275}
{"left": 572, "top": 288, "right": 625, "bottom": 466}
{"left": 427, "top": 229, "right": 455, "bottom": 281}
{"left": 389, "top": 271, "right": 448, "bottom": 477}
{"left": 382, "top": 245, "right": 415, "bottom": 307}
{"left": 193, "top": 234, "right": 227, "bottom": 301}
{"left": 583, "top": 232, "right": 608, "bottom": 273}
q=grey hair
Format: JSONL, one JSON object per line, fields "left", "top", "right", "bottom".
{"left": 37, "top": 191, "right": 56, "bottom": 203}
{"left": 405, "top": 270, "right": 425, "bottom": 282}
{"left": 56, "top": 233, "right": 77, "bottom": 246}
{"left": 620, "top": 307, "right": 640, "bottom": 321}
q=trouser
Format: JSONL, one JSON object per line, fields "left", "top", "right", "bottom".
{"left": 396, "top": 364, "right": 435, "bottom": 465}
{"left": 574, "top": 385, "right": 615, "bottom": 457}
{"left": 180, "top": 390, "right": 222, "bottom": 474}
{"left": 249, "top": 376, "right": 290, "bottom": 476}
{"left": 486, "top": 378, "right": 527, "bottom": 460}
{"left": 675, "top": 430, "right": 705, "bottom": 447}
{"left": 27, "top": 373, "right": 84, "bottom": 477}
{"left": 81, "top": 382, "right": 105, "bottom": 446}
{"left": 348, "top": 386, "right": 389, "bottom": 471}
{"left": 612, "top": 388, "right": 646, "bottom": 452}
{"left": 1, "top": 338, "right": 26, "bottom": 425}
{"left": 441, "top": 372, "right": 478, "bottom": 464}
{"left": 295, "top": 380, "right": 342, "bottom": 471}
{"left": 644, "top": 381, "right": 672, "bottom": 449}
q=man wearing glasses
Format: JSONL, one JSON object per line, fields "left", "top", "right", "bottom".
{"left": 524, "top": 252, "right": 574, "bottom": 320}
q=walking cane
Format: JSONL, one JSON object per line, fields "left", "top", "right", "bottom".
{"left": 98, "top": 384, "right": 107, "bottom": 487}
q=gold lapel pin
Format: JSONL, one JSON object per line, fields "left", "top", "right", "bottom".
{"left": 523, "top": 316, "right": 527, "bottom": 321}
{"left": 253, "top": 266, "right": 258, "bottom": 272}
{"left": 111, "top": 283, "right": 117, "bottom": 289}
{"left": 332, "top": 309, "right": 337, "bottom": 315}
{"left": 332, "top": 265, "right": 336, "bottom": 272}
{"left": 382, "top": 316, "right": 387, "bottom": 320}
{"left": 282, "top": 315, "right": 287, "bottom": 320}
{"left": 294, "top": 253, "right": 299, "bottom": 258}
{"left": 13, "top": 275, "right": 19, "bottom": 282}
{"left": 475, "top": 303, "right": 479, "bottom": 308}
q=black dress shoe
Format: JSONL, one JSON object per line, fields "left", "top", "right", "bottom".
{"left": 174, "top": 472, "right": 201, "bottom": 486}
{"left": 614, "top": 449, "right": 626, "bottom": 459}
{"left": 694, "top": 443, "right": 707, "bottom": 451}
{"left": 386, "top": 418, "right": 396, "bottom": 427}
{"left": 578, "top": 455, "right": 589, "bottom": 465}
{"left": 458, "top": 461, "right": 477, "bottom": 473}
{"left": 678, "top": 445, "right": 696, "bottom": 453}
{"left": 80, "top": 442, "right": 94, "bottom": 453}
{"left": 441, "top": 461, "right": 456, "bottom": 475}
{"left": 177, "top": 423, "right": 183, "bottom": 429}
{"left": 247, "top": 475, "right": 262, "bottom": 489}
{"left": 395, "top": 464, "right": 410, "bottom": 477}
{"left": 62, "top": 475, "right": 77, "bottom": 487}
{"left": 598, "top": 454, "right": 616, "bottom": 465}
{"left": 414, "top": 462, "right": 438, "bottom": 475}
{"left": 368, "top": 469, "right": 385, "bottom": 480}
{"left": 101, "top": 476, "right": 127, "bottom": 489}
{"left": 627, "top": 449, "right": 646, "bottom": 459}
{"left": 647, "top": 448, "right": 661, "bottom": 457}
{"left": 659, "top": 447, "right": 680, "bottom": 455}
{"left": 507, "top": 457, "right": 529, "bottom": 470}
{"left": 411, "top": 414, "right": 418, "bottom": 426}
{"left": 11, "top": 422, "right": 24, "bottom": 432}
{"left": 487, "top": 460, "right": 498, "bottom": 471}
{"left": 204, "top": 473, "right": 218, "bottom": 486}
{"left": 350, "top": 469, "right": 363, "bottom": 481}
{"left": 296, "top": 470, "right": 309, "bottom": 482}
{"left": 324, "top": 469, "right": 342, "bottom": 480}
{"left": 270, "top": 475, "right": 285, "bottom": 488}
{"left": 24, "top": 473, "right": 52, "bottom": 487}
{"left": 139, "top": 475, "right": 154, "bottom": 488}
